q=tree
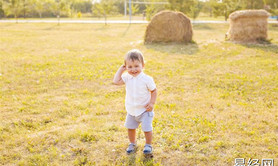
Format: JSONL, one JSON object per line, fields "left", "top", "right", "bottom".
{"left": 264, "top": 0, "right": 278, "bottom": 16}
{"left": 68, "top": 0, "right": 78, "bottom": 18}
{"left": 49, "top": 0, "right": 70, "bottom": 25}
{"left": 207, "top": 0, "right": 219, "bottom": 17}
{"left": 189, "top": 0, "right": 203, "bottom": 19}
{"left": 0, "top": 0, "right": 5, "bottom": 18}
{"left": 167, "top": 0, "right": 194, "bottom": 14}
{"left": 22, "top": 0, "right": 30, "bottom": 18}
{"left": 127, "top": 3, "right": 140, "bottom": 15}
{"left": 62, "top": 0, "right": 92, "bottom": 18}
{"left": 211, "top": 1, "right": 225, "bottom": 17}
{"left": 211, "top": 0, "right": 243, "bottom": 21}
{"left": 167, "top": 0, "right": 202, "bottom": 18}
{"left": 265, "top": 0, "right": 278, "bottom": 10}
{"left": 92, "top": 0, "right": 116, "bottom": 25}
{"left": 29, "top": 0, "right": 48, "bottom": 18}
{"left": 145, "top": 3, "right": 156, "bottom": 21}
{"left": 139, "top": 0, "right": 167, "bottom": 21}
{"left": 3, "top": 0, "right": 24, "bottom": 22}
{"left": 114, "top": 0, "right": 124, "bottom": 14}
{"left": 244, "top": 0, "right": 264, "bottom": 9}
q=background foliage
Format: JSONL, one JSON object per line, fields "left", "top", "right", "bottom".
{"left": 0, "top": 0, "right": 277, "bottom": 20}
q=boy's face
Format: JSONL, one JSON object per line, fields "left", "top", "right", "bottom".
{"left": 125, "top": 59, "right": 144, "bottom": 77}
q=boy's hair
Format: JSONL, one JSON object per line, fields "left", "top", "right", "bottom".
{"left": 124, "top": 49, "right": 144, "bottom": 66}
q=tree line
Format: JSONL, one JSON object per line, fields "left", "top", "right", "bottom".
{"left": 0, "top": 0, "right": 277, "bottom": 21}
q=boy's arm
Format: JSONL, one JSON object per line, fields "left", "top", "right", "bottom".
{"left": 113, "top": 65, "right": 126, "bottom": 85}
{"left": 145, "top": 89, "right": 157, "bottom": 111}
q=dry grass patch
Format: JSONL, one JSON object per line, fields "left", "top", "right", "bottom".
{"left": 0, "top": 23, "right": 278, "bottom": 165}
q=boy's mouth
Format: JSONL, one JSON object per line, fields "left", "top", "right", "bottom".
{"left": 130, "top": 71, "right": 138, "bottom": 75}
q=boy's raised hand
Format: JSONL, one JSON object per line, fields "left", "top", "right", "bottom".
{"left": 113, "top": 65, "right": 126, "bottom": 85}
{"left": 120, "top": 65, "right": 126, "bottom": 71}
{"left": 145, "top": 102, "right": 154, "bottom": 112}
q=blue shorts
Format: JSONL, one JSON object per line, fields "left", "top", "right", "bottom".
{"left": 124, "top": 111, "right": 154, "bottom": 132}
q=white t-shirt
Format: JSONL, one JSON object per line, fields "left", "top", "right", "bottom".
{"left": 121, "top": 72, "right": 156, "bottom": 116}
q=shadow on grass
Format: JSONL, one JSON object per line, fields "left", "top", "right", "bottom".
{"left": 240, "top": 42, "right": 278, "bottom": 54}
{"left": 94, "top": 24, "right": 110, "bottom": 31}
{"left": 192, "top": 24, "right": 213, "bottom": 30}
{"left": 43, "top": 24, "right": 60, "bottom": 30}
{"left": 142, "top": 155, "right": 154, "bottom": 166}
{"left": 144, "top": 42, "right": 199, "bottom": 55}
{"left": 124, "top": 153, "right": 154, "bottom": 166}
{"left": 269, "top": 24, "right": 278, "bottom": 31}
{"left": 127, "top": 153, "right": 137, "bottom": 166}
{"left": 121, "top": 24, "right": 131, "bottom": 37}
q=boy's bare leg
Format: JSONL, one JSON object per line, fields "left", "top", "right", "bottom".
{"left": 144, "top": 131, "right": 152, "bottom": 144}
{"left": 128, "top": 129, "right": 136, "bottom": 143}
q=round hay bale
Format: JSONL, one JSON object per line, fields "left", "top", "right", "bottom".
{"left": 144, "top": 10, "right": 193, "bottom": 43}
{"left": 227, "top": 10, "right": 270, "bottom": 43}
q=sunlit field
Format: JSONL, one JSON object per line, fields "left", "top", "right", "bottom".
{"left": 0, "top": 23, "right": 278, "bottom": 165}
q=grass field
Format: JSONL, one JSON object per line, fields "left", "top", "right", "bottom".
{"left": 0, "top": 23, "right": 278, "bottom": 165}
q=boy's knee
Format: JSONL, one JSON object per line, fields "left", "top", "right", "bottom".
{"left": 142, "top": 125, "right": 153, "bottom": 132}
{"left": 142, "top": 122, "right": 153, "bottom": 132}
{"left": 144, "top": 130, "right": 152, "bottom": 133}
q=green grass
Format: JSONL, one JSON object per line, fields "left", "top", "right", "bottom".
{"left": 0, "top": 23, "right": 278, "bottom": 165}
